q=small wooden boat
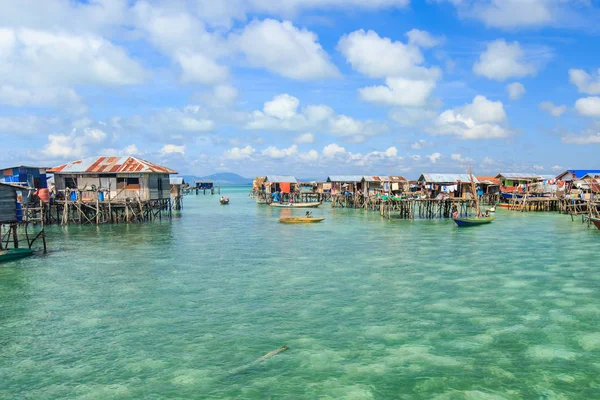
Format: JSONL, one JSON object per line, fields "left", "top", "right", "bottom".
{"left": 220, "top": 197, "right": 230, "bottom": 205}
{"left": 278, "top": 217, "right": 325, "bottom": 224}
{"left": 256, "top": 199, "right": 269, "bottom": 205}
{"left": 585, "top": 216, "right": 600, "bottom": 229}
{"left": 453, "top": 217, "right": 495, "bottom": 227}
{"left": 0, "top": 248, "right": 34, "bottom": 263}
{"left": 270, "top": 202, "right": 321, "bottom": 208}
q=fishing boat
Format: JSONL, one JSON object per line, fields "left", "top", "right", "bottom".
{"left": 270, "top": 202, "right": 321, "bottom": 208}
{"left": 585, "top": 216, "right": 600, "bottom": 229}
{"left": 0, "top": 248, "right": 34, "bottom": 264}
{"left": 453, "top": 167, "right": 495, "bottom": 228}
{"left": 278, "top": 217, "right": 325, "bottom": 224}
{"left": 220, "top": 196, "right": 230, "bottom": 205}
{"left": 453, "top": 217, "right": 495, "bottom": 227}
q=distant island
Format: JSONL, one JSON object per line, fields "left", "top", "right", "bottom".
{"left": 179, "top": 172, "right": 253, "bottom": 185}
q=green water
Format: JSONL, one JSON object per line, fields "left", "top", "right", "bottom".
{"left": 1, "top": 186, "right": 599, "bottom": 399}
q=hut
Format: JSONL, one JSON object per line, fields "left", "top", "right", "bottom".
{"left": 417, "top": 173, "right": 478, "bottom": 199}
{"left": 0, "top": 182, "right": 20, "bottom": 224}
{"left": 264, "top": 176, "right": 298, "bottom": 195}
{"left": 476, "top": 176, "right": 501, "bottom": 195}
{"left": 48, "top": 156, "right": 176, "bottom": 202}
{"left": 389, "top": 176, "right": 409, "bottom": 195}
{"left": 555, "top": 169, "right": 600, "bottom": 183}
{"left": 170, "top": 177, "right": 185, "bottom": 197}
{"left": 361, "top": 176, "right": 390, "bottom": 196}
{"left": 0, "top": 165, "right": 48, "bottom": 190}
{"left": 326, "top": 176, "right": 363, "bottom": 195}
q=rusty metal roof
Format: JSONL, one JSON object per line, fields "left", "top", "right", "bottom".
{"left": 48, "top": 156, "right": 177, "bottom": 174}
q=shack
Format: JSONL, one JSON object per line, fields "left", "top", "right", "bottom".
{"left": 555, "top": 169, "right": 600, "bottom": 182}
{"left": 361, "top": 176, "right": 390, "bottom": 196}
{"left": 326, "top": 176, "right": 363, "bottom": 195}
{"left": 389, "top": 176, "right": 409, "bottom": 195}
{"left": 170, "top": 177, "right": 185, "bottom": 198}
{"left": 418, "top": 173, "right": 478, "bottom": 199}
{"left": 48, "top": 156, "right": 176, "bottom": 202}
{"left": 264, "top": 176, "right": 298, "bottom": 195}
{"left": 476, "top": 176, "right": 501, "bottom": 195}
{"left": 0, "top": 182, "right": 20, "bottom": 224}
{"left": 0, "top": 165, "right": 48, "bottom": 189}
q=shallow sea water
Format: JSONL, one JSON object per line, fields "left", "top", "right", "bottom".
{"left": 1, "top": 186, "right": 600, "bottom": 399}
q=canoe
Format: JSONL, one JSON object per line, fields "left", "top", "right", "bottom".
{"left": 270, "top": 202, "right": 321, "bottom": 208}
{"left": 0, "top": 248, "right": 34, "bottom": 263}
{"left": 585, "top": 216, "right": 600, "bottom": 229}
{"left": 453, "top": 217, "right": 495, "bottom": 227}
{"left": 256, "top": 200, "right": 269, "bottom": 205}
{"left": 278, "top": 217, "right": 325, "bottom": 224}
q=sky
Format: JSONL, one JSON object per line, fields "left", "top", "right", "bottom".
{"left": 1, "top": 0, "right": 600, "bottom": 179}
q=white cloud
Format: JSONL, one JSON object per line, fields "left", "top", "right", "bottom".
{"left": 261, "top": 144, "right": 298, "bottom": 159}
{"left": 233, "top": 19, "right": 339, "bottom": 80}
{"left": 264, "top": 94, "right": 300, "bottom": 119}
{"left": 406, "top": 29, "right": 443, "bottom": 48}
{"left": 44, "top": 127, "right": 107, "bottom": 159}
{"left": 473, "top": 40, "right": 537, "bottom": 81}
{"left": 359, "top": 78, "right": 437, "bottom": 106}
{"left": 322, "top": 143, "right": 346, "bottom": 158}
{"left": 430, "top": 95, "right": 511, "bottom": 139}
{"left": 224, "top": 145, "right": 255, "bottom": 160}
{"left": 436, "top": 0, "right": 592, "bottom": 29}
{"left": 338, "top": 29, "right": 440, "bottom": 79}
{"left": 176, "top": 52, "right": 229, "bottom": 84}
{"left": 569, "top": 68, "right": 600, "bottom": 95}
{"left": 483, "top": 156, "right": 494, "bottom": 165}
{"left": 561, "top": 130, "right": 600, "bottom": 145}
{"left": 411, "top": 139, "right": 431, "bottom": 150}
{"left": 338, "top": 29, "right": 441, "bottom": 107}
{"left": 427, "top": 152, "right": 442, "bottom": 163}
{"left": 246, "top": 93, "right": 386, "bottom": 142}
{"left": 533, "top": 164, "right": 545, "bottom": 171}
{"left": 540, "top": 101, "right": 567, "bottom": 117}
{"left": 295, "top": 132, "right": 316, "bottom": 144}
{"left": 0, "top": 28, "right": 146, "bottom": 87}
{"left": 100, "top": 144, "right": 140, "bottom": 157}
{"left": 120, "top": 105, "right": 215, "bottom": 135}
{"left": 161, "top": 144, "right": 185, "bottom": 155}
{"left": 0, "top": 85, "right": 85, "bottom": 114}
{"left": 213, "top": 85, "right": 238, "bottom": 105}
{"left": 551, "top": 165, "right": 564, "bottom": 171}
{"left": 451, "top": 153, "right": 473, "bottom": 163}
{"left": 574, "top": 96, "right": 600, "bottom": 117}
{"left": 506, "top": 82, "right": 525, "bottom": 100}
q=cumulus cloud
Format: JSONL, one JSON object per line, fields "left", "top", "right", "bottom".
{"left": 261, "top": 144, "right": 298, "bottom": 159}
{"left": 295, "top": 132, "right": 316, "bottom": 144}
{"left": 322, "top": 143, "right": 346, "bottom": 158}
{"left": 246, "top": 93, "right": 387, "bottom": 142}
{"left": 569, "top": 68, "right": 600, "bottom": 95}
{"left": 0, "top": 85, "right": 86, "bottom": 114}
{"left": 561, "top": 129, "right": 600, "bottom": 144}
{"left": 0, "top": 115, "right": 62, "bottom": 135}
{"left": 427, "top": 152, "right": 442, "bottom": 163}
{"left": 429, "top": 95, "right": 511, "bottom": 139}
{"left": 224, "top": 145, "right": 255, "bottom": 160}
{"left": 539, "top": 101, "right": 567, "bottom": 117}
{"left": 473, "top": 40, "right": 537, "bottom": 81}
{"left": 338, "top": 29, "right": 442, "bottom": 107}
{"left": 161, "top": 144, "right": 185, "bottom": 155}
{"left": 435, "top": 0, "right": 592, "bottom": 29}
{"left": 232, "top": 19, "right": 339, "bottom": 80}
{"left": 506, "top": 82, "right": 525, "bottom": 100}
{"left": 574, "top": 97, "right": 600, "bottom": 117}
{"left": 405, "top": 29, "right": 444, "bottom": 48}
{"left": 44, "top": 127, "right": 108, "bottom": 159}
{"left": 100, "top": 144, "right": 140, "bottom": 157}
{"left": 389, "top": 107, "right": 438, "bottom": 126}
{"left": 451, "top": 153, "right": 473, "bottom": 163}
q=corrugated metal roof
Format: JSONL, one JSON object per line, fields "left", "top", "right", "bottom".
{"left": 495, "top": 173, "right": 541, "bottom": 180}
{"left": 419, "top": 173, "right": 479, "bottom": 183}
{"left": 556, "top": 169, "right": 600, "bottom": 180}
{"left": 170, "top": 177, "right": 184, "bottom": 185}
{"left": 48, "top": 156, "right": 177, "bottom": 174}
{"left": 265, "top": 175, "right": 297, "bottom": 183}
{"left": 327, "top": 175, "right": 364, "bottom": 182}
{"left": 477, "top": 176, "right": 501, "bottom": 185}
{"left": 537, "top": 175, "right": 556, "bottom": 180}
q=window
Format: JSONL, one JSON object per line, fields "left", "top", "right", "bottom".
{"left": 65, "top": 177, "right": 78, "bottom": 188}
{"left": 117, "top": 177, "right": 140, "bottom": 190}
{"left": 157, "top": 176, "right": 163, "bottom": 192}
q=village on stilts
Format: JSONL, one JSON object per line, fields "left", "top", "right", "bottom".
{"left": 2, "top": 155, "right": 600, "bottom": 260}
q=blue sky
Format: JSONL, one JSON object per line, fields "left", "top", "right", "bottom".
{"left": 1, "top": 0, "right": 600, "bottom": 178}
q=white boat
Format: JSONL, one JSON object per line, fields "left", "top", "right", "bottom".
{"left": 269, "top": 202, "right": 321, "bottom": 208}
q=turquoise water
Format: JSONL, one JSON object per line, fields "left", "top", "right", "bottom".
{"left": 1, "top": 186, "right": 600, "bottom": 399}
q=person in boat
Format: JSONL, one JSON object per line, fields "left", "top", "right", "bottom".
{"left": 484, "top": 211, "right": 490, "bottom": 217}
{"left": 305, "top": 211, "right": 312, "bottom": 218}
{"left": 451, "top": 204, "right": 459, "bottom": 219}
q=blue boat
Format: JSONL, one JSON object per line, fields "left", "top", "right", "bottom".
{"left": 453, "top": 217, "right": 495, "bottom": 227}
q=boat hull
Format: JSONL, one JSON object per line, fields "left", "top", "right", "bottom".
{"left": 0, "top": 248, "right": 34, "bottom": 263}
{"left": 278, "top": 217, "right": 324, "bottom": 224}
{"left": 270, "top": 202, "right": 321, "bottom": 208}
{"left": 453, "top": 217, "right": 495, "bottom": 227}
{"left": 587, "top": 217, "right": 600, "bottom": 229}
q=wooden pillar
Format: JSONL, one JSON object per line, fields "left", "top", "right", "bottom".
{"left": 12, "top": 225, "right": 18, "bottom": 248}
